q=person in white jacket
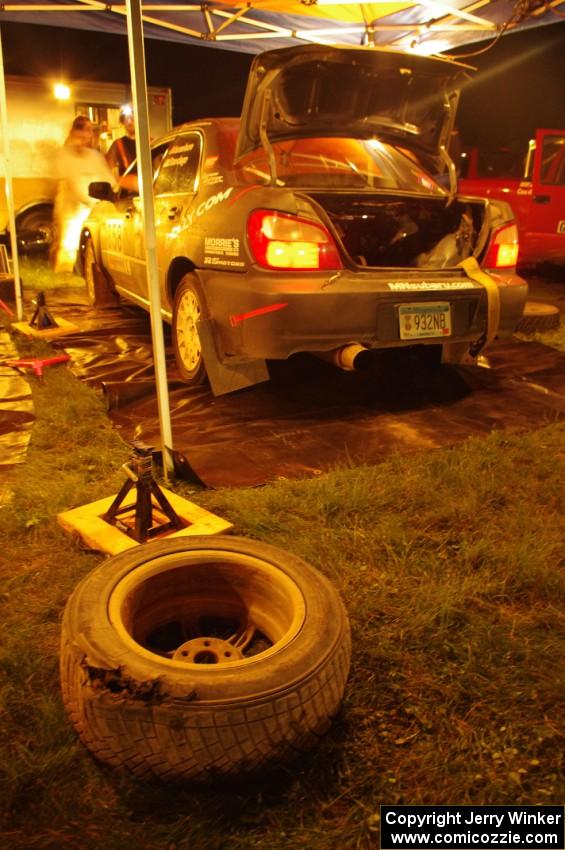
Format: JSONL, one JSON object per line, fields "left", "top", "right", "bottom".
{"left": 53, "top": 115, "right": 116, "bottom": 273}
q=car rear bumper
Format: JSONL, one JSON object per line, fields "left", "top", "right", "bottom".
{"left": 202, "top": 267, "right": 528, "bottom": 361}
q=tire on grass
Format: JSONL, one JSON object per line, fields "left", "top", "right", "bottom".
{"left": 60, "top": 536, "right": 351, "bottom": 782}
{"left": 516, "top": 300, "right": 560, "bottom": 334}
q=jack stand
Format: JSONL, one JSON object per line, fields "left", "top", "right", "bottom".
{"left": 103, "top": 441, "right": 184, "bottom": 543}
{"left": 30, "top": 291, "right": 59, "bottom": 330}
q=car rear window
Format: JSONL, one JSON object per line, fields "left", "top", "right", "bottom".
{"left": 234, "top": 137, "right": 445, "bottom": 194}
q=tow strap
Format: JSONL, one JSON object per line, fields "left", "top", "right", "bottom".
{"left": 459, "top": 256, "right": 501, "bottom": 350}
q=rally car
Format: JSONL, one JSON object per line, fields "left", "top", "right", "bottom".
{"left": 81, "top": 44, "right": 528, "bottom": 396}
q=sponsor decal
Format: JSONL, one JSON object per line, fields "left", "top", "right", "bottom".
{"left": 558, "top": 220, "right": 565, "bottom": 234}
{"left": 186, "top": 187, "right": 233, "bottom": 227}
{"left": 162, "top": 155, "right": 188, "bottom": 168}
{"left": 203, "top": 173, "right": 224, "bottom": 186}
{"left": 204, "top": 257, "right": 245, "bottom": 268}
{"left": 204, "top": 237, "right": 240, "bottom": 257}
{"left": 168, "top": 142, "right": 194, "bottom": 155}
{"left": 388, "top": 281, "right": 478, "bottom": 291}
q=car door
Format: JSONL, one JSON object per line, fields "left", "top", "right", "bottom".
{"left": 147, "top": 133, "right": 202, "bottom": 305}
{"left": 102, "top": 141, "right": 171, "bottom": 299}
{"left": 527, "top": 129, "right": 565, "bottom": 263}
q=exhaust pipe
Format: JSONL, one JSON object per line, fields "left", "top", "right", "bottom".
{"left": 315, "top": 343, "right": 371, "bottom": 372}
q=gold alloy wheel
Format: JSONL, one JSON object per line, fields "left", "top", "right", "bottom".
{"left": 176, "top": 287, "right": 202, "bottom": 373}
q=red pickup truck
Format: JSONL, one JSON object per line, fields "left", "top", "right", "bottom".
{"left": 458, "top": 129, "right": 565, "bottom": 269}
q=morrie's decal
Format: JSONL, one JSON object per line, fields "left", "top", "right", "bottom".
{"left": 186, "top": 187, "right": 233, "bottom": 227}
{"left": 205, "top": 237, "right": 240, "bottom": 257}
{"left": 388, "top": 281, "right": 479, "bottom": 291}
{"left": 558, "top": 221, "right": 565, "bottom": 234}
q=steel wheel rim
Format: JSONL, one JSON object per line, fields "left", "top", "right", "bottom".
{"left": 176, "top": 289, "right": 202, "bottom": 373}
{"left": 108, "top": 551, "right": 306, "bottom": 668}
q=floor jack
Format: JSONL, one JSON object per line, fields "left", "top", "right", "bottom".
{"left": 0, "top": 353, "right": 70, "bottom": 378}
{"left": 103, "top": 441, "right": 185, "bottom": 544}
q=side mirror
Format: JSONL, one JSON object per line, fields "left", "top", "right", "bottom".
{"left": 89, "top": 181, "right": 115, "bottom": 202}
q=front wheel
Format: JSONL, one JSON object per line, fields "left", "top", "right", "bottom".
{"left": 172, "top": 275, "right": 208, "bottom": 384}
{"left": 16, "top": 205, "right": 54, "bottom": 253}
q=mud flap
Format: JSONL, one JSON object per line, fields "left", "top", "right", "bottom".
{"left": 197, "top": 316, "right": 270, "bottom": 396}
{"left": 91, "top": 262, "right": 119, "bottom": 307}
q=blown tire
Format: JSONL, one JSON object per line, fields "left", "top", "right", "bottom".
{"left": 60, "top": 537, "right": 351, "bottom": 782}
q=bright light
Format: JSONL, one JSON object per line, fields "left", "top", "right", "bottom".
{"left": 409, "top": 39, "right": 451, "bottom": 55}
{"left": 54, "top": 82, "right": 71, "bottom": 101}
{"left": 121, "top": 104, "right": 133, "bottom": 117}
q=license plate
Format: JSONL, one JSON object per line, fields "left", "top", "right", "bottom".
{"left": 398, "top": 302, "right": 452, "bottom": 340}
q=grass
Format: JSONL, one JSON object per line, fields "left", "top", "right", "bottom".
{"left": 0, "top": 267, "right": 564, "bottom": 849}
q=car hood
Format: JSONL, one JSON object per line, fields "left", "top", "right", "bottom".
{"left": 235, "top": 44, "right": 470, "bottom": 173}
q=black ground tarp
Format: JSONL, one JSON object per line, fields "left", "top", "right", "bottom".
{"left": 35, "top": 281, "right": 565, "bottom": 488}
{"left": 1, "top": 277, "right": 563, "bottom": 486}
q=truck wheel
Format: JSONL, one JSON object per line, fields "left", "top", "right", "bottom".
{"left": 516, "top": 300, "right": 560, "bottom": 334}
{"left": 172, "top": 275, "right": 208, "bottom": 384}
{"left": 16, "top": 205, "right": 54, "bottom": 253}
{"left": 83, "top": 237, "right": 117, "bottom": 307}
{"left": 60, "top": 537, "right": 351, "bottom": 782}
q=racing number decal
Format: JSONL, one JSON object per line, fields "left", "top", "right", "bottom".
{"left": 558, "top": 221, "right": 565, "bottom": 234}
{"left": 106, "top": 220, "right": 124, "bottom": 254}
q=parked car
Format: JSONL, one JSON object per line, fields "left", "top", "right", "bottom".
{"left": 458, "top": 130, "right": 565, "bottom": 268}
{"left": 81, "top": 44, "right": 528, "bottom": 396}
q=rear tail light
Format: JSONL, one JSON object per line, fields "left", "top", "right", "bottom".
{"left": 483, "top": 222, "right": 519, "bottom": 269}
{"left": 247, "top": 209, "right": 343, "bottom": 271}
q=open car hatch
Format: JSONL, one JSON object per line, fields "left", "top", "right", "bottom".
{"left": 235, "top": 44, "right": 470, "bottom": 175}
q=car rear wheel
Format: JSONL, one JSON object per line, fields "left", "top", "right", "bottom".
{"left": 59, "top": 536, "right": 351, "bottom": 782}
{"left": 173, "top": 275, "right": 208, "bottom": 384}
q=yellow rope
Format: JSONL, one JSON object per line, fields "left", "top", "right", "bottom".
{"left": 459, "top": 256, "right": 501, "bottom": 349}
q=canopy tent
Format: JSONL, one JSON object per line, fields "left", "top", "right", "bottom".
{"left": 1, "top": 0, "right": 563, "bottom": 481}
{"left": 1, "top": 0, "right": 565, "bottom": 55}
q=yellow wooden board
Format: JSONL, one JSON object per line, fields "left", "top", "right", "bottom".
{"left": 12, "top": 318, "right": 80, "bottom": 339}
{"left": 58, "top": 488, "right": 233, "bottom": 555}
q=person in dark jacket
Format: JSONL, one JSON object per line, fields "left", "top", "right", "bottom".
{"left": 106, "top": 108, "right": 136, "bottom": 178}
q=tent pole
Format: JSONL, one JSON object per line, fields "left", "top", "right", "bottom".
{"left": 125, "top": 0, "right": 175, "bottom": 480}
{"left": 0, "top": 25, "right": 23, "bottom": 322}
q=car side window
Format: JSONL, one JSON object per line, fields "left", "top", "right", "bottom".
{"left": 540, "top": 135, "right": 565, "bottom": 186}
{"left": 117, "top": 141, "right": 169, "bottom": 197}
{"left": 153, "top": 135, "right": 201, "bottom": 195}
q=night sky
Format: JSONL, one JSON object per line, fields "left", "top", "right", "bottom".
{"left": 2, "top": 17, "right": 565, "bottom": 152}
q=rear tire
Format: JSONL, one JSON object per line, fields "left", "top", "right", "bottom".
{"left": 172, "top": 275, "right": 208, "bottom": 384}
